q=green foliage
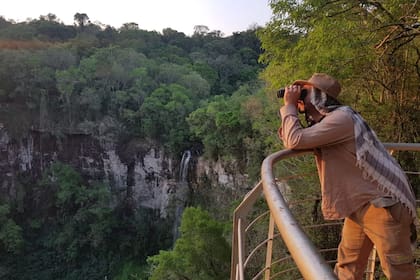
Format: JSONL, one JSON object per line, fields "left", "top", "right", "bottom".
{"left": 40, "top": 163, "right": 115, "bottom": 260}
{"left": 140, "top": 84, "right": 194, "bottom": 154}
{"left": 187, "top": 92, "right": 250, "bottom": 159}
{"left": 0, "top": 162, "right": 173, "bottom": 280}
{"left": 253, "top": 2, "right": 420, "bottom": 276}
{"left": 0, "top": 17, "right": 264, "bottom": 157}
{"left": 192, "top": 62, "right": 218, "bottom": 90}
{"left": 259, "top": 0, "right": 420, "bottom": 144}
{"left": 114, "top": 261, "right": 149, "bottom": 280}
{"left": 0, "top": 204, "right": 23, "bottom": 254}
{"left": 187, "top": 82, "right": 279, "bottom": 179}
{"left": 148, "top": 207, "right": 231, "bottom": 280}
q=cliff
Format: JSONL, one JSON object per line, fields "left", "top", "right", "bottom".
{"left": 0, "top": 123, "right": 250, "bottom": 218}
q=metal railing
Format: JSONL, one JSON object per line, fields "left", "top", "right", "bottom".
{"left": 231, "top": 143, "right": 420, "bottom": 280}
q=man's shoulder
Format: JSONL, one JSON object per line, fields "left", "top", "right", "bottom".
{"left": 325, "top": 107, "right": 354, "bottom": 124}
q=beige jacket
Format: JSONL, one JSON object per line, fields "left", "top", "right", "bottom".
{"left": 280, "top": 104, "right": 386, "bottom": 220}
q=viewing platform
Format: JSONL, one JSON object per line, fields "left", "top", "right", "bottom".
{"left": 231, "top": 143, "right": 420, "bottom": 280}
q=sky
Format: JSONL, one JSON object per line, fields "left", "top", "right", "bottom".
{"left": 2, "top": 0, "right": 273, "bottom": 36}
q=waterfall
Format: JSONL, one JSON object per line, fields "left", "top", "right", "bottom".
{"left": 173, "top": 150, "right": 191, "bottom": 243}
{"left": 179, "top": 150, "right": 191, "bottom": 181}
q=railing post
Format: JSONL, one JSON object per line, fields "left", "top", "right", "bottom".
{"left": 365, "top": 247, "right": 377, "bottom": 280}
{"left": 230, "top": 182, "right": 264, "bottom": 280}
{"left": 264, "top": 214, "right": 275, "bottom": 280}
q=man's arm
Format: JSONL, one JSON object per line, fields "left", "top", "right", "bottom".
{"left": 280, "top": 105, "right": 354, "bottom": 149}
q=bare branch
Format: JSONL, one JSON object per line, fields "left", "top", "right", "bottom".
{"left": 362, "top": 0, "right": 395, "bottom": 21}
{"left": 325, "top": 3, "right": 359, "bottom": 18}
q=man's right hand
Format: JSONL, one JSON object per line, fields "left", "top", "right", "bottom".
{"left": 283, "top": 84, "right": 302, "bottom": 107}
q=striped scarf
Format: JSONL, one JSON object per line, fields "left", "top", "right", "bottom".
{"left": 310, "top": 90, "right": 417, "bottom": 222}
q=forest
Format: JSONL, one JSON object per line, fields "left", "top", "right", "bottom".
{"left": 0, "top": 1, "right": 419, "bottom": 279}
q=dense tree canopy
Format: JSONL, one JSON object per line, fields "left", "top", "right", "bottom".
{"left": 147, "top": 207, "right": 230, "bottom": 280}
{"left": 0, "top": 14, "right": 266, "bottom": 279}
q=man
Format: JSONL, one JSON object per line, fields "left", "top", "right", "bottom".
{"left": 278, "top": 73, "right": 417, "bottom": 279}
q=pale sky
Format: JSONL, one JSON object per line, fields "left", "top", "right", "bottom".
{"left": 2, "top": 0, "right": 273, "bottom": 36}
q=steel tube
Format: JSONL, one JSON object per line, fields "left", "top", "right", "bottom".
{"left": 261, "top": 149, "right": 337, "bottom": 279}
{"left": 383, "top": 143, "right": 420, "bottom": 151}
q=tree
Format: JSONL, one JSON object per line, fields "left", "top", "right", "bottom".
{"left": 0, "top": 204, "right": 23, "bottom": 254}
{"left": 179, "top": 72, "right": 211, "bottom": 102}
{"left": 56, "top": 66, "right": 81, "bottom": 127}
{"left": 0, "top": 16, "right": 12, "bottom": 29}
{"left": 56, "top": 46, "right": 152, "bottom": 126}
{"left": 187, "top": 92, "right": 253, "bottom": 162}
{"left": 120, "top": 22, "right": 139, "bottom": 31}
{"left": 258, "top": 0, "right": 420, "bottom": 233}
{"left": 162, "top": 28, "right": 191, "bottom": 52}
{"left": 192, "top": 62, "right": 218, "bottom": 92}
{"left": 193, "top": 25, "right": 210, "bottom": 37}
{"left": 39, "top": 163, "right": 116, "bottom": 264}
{"left": 258, "top": 0, "right": 420, "bottom": 142}
{"left": 139, "top": 84, "right": 194, "bottom": 154}
{"left": 30, "top": 16, "right": 77, "bottom": 41}
{"left": 147, "top": 207, "right": 230, "bottom": 280}
{"left": 74, "top": 13, "right": 89, "bottom": 28}
{"left": 39, "top": 13, "right": 58, "bottom": 22}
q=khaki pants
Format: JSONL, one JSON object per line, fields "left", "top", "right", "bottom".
{"left": 334, "top": 202, "right": 415, "bottom": 280}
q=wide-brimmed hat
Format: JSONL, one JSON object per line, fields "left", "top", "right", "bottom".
{"left": 293, "top": 73, "right": 341, "bottom": 98}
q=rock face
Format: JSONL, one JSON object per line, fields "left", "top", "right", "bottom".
{"left": 0, "top": 127, "right": 177, "bottom": 216}
{"left": 0, "top": 125, "right": 250, "bottom": 216}
{"left": 195, "top": 157, "right": 248, "bottom": 189}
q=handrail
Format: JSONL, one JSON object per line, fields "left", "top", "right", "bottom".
{"left": 231, "top": 143, "right": 420, "bottom": 280}
{"left": 261, "top": 149, "right": 337, "bottom": 280}
{"left": 383, "top": 142, "right": 420, "bottom": 152}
